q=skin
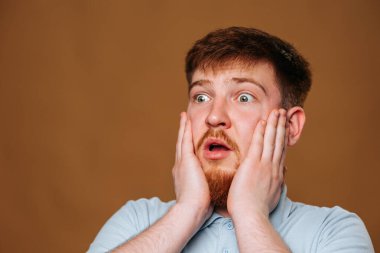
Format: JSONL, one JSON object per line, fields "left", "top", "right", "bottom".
{"left": 113, "top": 61, "right": 306, "bottom": 252}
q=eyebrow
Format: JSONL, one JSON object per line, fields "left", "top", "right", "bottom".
{"left": 231, "top": 77, "right": 267, "bottom": 95}
{"left": 190, "top": 77, "right": 267, "bottom": 96}
{"left": 189, "top": 79, "right": 212, "bottom": 91}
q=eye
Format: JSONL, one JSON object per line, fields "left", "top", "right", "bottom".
{"left": 238, "top": 93, "right": 255, "bottom": 103}
{"left": 194, "top": 94, "right": 210, "bottom": 103}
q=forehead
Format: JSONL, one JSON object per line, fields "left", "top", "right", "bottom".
{"left": 191, "top": 61, "right": 280, "bottom": 94}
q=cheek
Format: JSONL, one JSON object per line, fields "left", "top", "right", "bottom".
{"left": 187, "top": 107, "right": 207, "bottom": 146}
{"left": 235, "top": 117, "right": 261, "bottom": 159}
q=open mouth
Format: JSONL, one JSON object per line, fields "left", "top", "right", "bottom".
{"left": 208, "top": 143, "right": 230, "bottom": 151}
{"left": 202, "top": 139, "right": 233, "bottom": 160}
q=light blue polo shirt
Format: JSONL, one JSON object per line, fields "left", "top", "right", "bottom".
{"left": 87, "top": 186, "right": 374, "bottom": 252}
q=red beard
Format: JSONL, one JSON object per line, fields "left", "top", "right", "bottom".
{"left": 196, "top": 129, "right": 241, "bottom": 208}
{"left": 204, "top": 167, "right": 235, "bottom": 208}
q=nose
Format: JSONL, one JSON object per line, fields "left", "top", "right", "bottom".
{"left": 205, "top": 99, "right": 231, "bottom": 129}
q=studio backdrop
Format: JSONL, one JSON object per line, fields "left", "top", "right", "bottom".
{"left": 0, "top": 1, "right": 379, "bottom": 252}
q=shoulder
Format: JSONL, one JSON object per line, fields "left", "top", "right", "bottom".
{"left": 288, "top": 201, "right": 366, "bottom": 231}
{"left": 283, "top": 200, "right": 374, "bottom": 252}
{"left": 121, "top": 197, "right": 175, "bottom": 225}
{"left": 87, "top": 197, "right": 175, "bottom": 253}
{"left": 288, "top": 200, "right": 359, "bottom": 222}
{"left": 104, "top": 197, "right": 175, "bottom": 235}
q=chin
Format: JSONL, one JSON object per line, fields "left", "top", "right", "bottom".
{"left": 201, "top": 155, "right": 239, "bottom": 172}
{"left": 201, "top": 158, "right": 240, "bottom": 209}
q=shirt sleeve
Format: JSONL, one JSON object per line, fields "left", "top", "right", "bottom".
{"left": 86, "top": 197, "right": 174, "bottom": 253}
{"left": 317, "top": 207, "right": 374, "bottom": 253}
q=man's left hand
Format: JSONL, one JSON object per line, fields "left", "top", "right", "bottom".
{"left": 227, "top": 108, "right": 289, "bottom": 218}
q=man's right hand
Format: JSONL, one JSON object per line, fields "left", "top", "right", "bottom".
{"left": 112, "top": 113, "right": 212, "bottom": 253}
{"left": 172, "top": 112, "right": 213, "bottom": 222}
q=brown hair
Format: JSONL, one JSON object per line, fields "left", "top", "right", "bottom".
{"left": 185, "top": 27, "right": 312, "bottom": 108}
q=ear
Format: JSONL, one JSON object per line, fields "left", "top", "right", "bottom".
{"left": 286, "top": 106, "right": 306, "bottom": 146}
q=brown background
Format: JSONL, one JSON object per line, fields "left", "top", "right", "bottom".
{"left": 0, "top": 0, "right": 379, "bottom": 252}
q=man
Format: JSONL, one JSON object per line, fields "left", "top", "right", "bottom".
{"left": 87, "top": 27, "right": 374, "bottom": 252}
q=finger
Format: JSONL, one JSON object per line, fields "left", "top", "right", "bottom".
{"left": 176, "top": 112, "right": 187, "bottom": 161}
{"left": 272, "top": 109, "right": 287, "bottom": 164}
{"left": 279, "top": 125, "right": 290, "bottom": 172}
{"left": 247, "top": 119, "right": 266, "bottom": 161}
{"left": 273, "top": 109, "right": 287, "bottom": 178}
{"left": 181, "top": 118, "right": 194, "bottom": 158}
{"left": 261, "top": 110, "right": 280, "bottom": 162}
{"left": 278, "top": 123, "right": 289, "bottom": 184}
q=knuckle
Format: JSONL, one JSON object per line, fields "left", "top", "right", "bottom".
{"left": 261, "top": 159, "right": 271, "bottom": 167}
{"left": 256, "top": 138, "right": 264, "bottom": 145}
{"left": 272, "top": 173, "right": 280, "bottom": 181}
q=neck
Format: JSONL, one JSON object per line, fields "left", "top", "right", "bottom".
{"left": 215, "top": 207, "right": 231, "bottom": 218}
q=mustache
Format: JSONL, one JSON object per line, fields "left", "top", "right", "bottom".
{"left": 196, "top": 129, "right": 240, "bottom": 154}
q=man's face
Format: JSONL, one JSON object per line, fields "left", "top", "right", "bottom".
{"left": 186, "top": 61, "right": 282, "bottom": 207}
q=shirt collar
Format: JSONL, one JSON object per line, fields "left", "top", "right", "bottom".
{"left": 269, "top": 184, "right": 292, "bottom": 228}
{"left": 200, "top": 211, "right": 224, "bottom": 230}
{"left": 199, "top": 184, "right": 292, "bottom": 230}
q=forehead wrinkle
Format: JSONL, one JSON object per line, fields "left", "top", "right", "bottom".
{"left": 190, "top": 61, "right": 273, "bottom": 94}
